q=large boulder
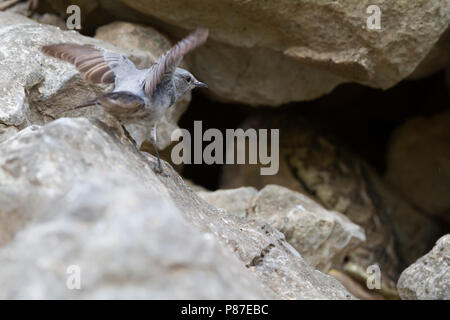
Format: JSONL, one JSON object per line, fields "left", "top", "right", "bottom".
{"left": 0, "top": 183, "right": 267, "bottom": 299}
{"left": 46, "top": 0, "right": 450, "bottom": 105}
{"left": 0, "top": 117, "right": 354, "bottom": 299}
{"left": 0, "top": 12, "right": 188, "bottom": 149}
{"left": 385, "top": 111, "right": 450, "bottom": 224}
{"left": 397, "top": 235, "right": 450, "bottom": 300}
{"left": 199, "top": 185, "right": 365, "bottom": 273}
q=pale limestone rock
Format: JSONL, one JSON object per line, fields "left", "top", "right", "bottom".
{"left": 397, "top": 235, "right": 450, "bottom": 300}
{"left": 198, "top": 187, "right": 258, "bottom": 218}
{"left": 250, "top": 185, "right": 365, "bottom": 272}
{"left": 199, "top": 184, "right": 365, "bottom": 273}
{"left": 0, "top": 118, "right": 354, "bottom": 299}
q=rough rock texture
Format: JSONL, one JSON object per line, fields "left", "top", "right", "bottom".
{"left": 2, "top": 0, "right": 67, "bottom": 29}
{"left": 200, "top": 185, "right": 365, "bottom": 273}
{"left": 397, "top": 235, "right": 450, "bottom": 300}
{"left": 0, "top": 12, "right": 188, "bottom": 149}
{"left": 0, "top": 123, "right": 18, "bottom": 143}
{"left": 198, "top": 187, "right": 258, "bottom": 218}
{"left": 368, "top": 174, "right": 444, "bottom": 269}
{"left": 0, "top": 118, "right": 354, "bottom": 299}
{"left": 47, "top": 0, "right": 450, "bottom": 105}
{"left": 185, "top": 40, "right": 343, "bottom": 105}
{"left": 220, "top": 114, "right": 443, "bottom": 298}
{"left": 0, "top": 184, "right": 267, "bottom": 299}
{"left": 250, "top": 185, "right": 365, "bottom": 272}
{"left": 386, "top": 111, "right": 450, "bottom": 224}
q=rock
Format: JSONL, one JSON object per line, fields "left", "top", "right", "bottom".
{"left": 94, "top": 21, "right": 190, "bottom": 149}
{"left": 0, "top": 183, "right": 267, "bottom": 299}
{"left": 200, "top": 185, "right": 365, "bottom": 273}
{"left": 198, "top": 187, "right": 258, "bottom": 218}
{"left": 397, "top": 235, "right": 450, "bottom": 300}
{"left": 184, "top": 179, "right": 208, "bottom": 193}
{"left": 252, "top": 185, "right": 365, "bottom": 272}
{"left": 0, "top": 117, "right": 354, "bottom": 299}
{"left": 0, "top": 12, "right": 186, "bottom": 149}
{"left": 185, "top": 40, "right": 343, "bottom": 106}
{"left": 95, "top": 21, "right": 172, "bottom": 63}
{"left": 385, "top": 111, "right": 450, "bottom": 224}
{"left": 220, "top": 113, "right": 443, "bottom": 297}
{"left": 47, "top": 0, "right": 450, "bottom": 105}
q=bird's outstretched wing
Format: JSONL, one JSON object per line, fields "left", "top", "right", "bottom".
{"left": 41, "top": 43, "right": 137, "bottom": 84}
{"left": 144, "top": 28, "right": 208, "bottom": 97}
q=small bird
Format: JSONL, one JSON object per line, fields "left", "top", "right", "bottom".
{"left": 41, "top": 28, "right": 209, "bottom": 174}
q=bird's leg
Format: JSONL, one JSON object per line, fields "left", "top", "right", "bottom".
{"left": 150, "top": 123, "right": 168, "bottom": 176}
{"left": 122, "top": 125, "right": 137, "bottom": 146}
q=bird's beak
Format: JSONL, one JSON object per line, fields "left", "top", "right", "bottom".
{"left": 195, "top": 81, "right": 208, "bottom": 88}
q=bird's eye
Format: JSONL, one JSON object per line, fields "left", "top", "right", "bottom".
{"left": 185, "top": 76, "right": 192, "bottom": 83}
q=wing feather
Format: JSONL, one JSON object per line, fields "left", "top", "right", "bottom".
{"left": 144, "top": 28, "right": 208, "bottom": 97}
{"left": 41, "top": 43, "right": 137, "bottom": 84}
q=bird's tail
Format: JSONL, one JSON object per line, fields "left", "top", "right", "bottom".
{"left": 53, "top": 97, "right": 99, "bottom": 117}
{"left": 73, "top": 97, "right": 99, "bottom": 110}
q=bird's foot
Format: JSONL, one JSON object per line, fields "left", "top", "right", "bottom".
{"left": 152, "top": 161, "right": 169, "bottom": 177}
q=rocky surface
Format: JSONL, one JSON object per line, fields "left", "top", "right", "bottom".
{"left": 199, "top": 187, "right": 258, "bottom": 218}
{"left": 200, "top": 185, "right": 365, "bottom": 273}
{"left": 0, "top": 118, "right": 354, "bottom": 299}
{"left": 46, "top": 0, "right": 450, "bottom": 105}
{"left": 397, "top": 235, "right": 450, "bottom": 300}
{"left": 185, "top": 40, "right": 343, "bottom": 105}
{"left": 0, "top": 12, "right": 188, "bottom": 149}
{"left": 220, "top": 114, "right": 443, "bottom": 298}
{"left": 1, "top": 1, "right": 448, "bottom": 301}
{"left": 386, "top": 111, "right": 450, "bottom": 224}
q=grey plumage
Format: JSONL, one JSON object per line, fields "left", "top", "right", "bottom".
{"left": 41, "top": 28, "right": 209, "bottom": 174}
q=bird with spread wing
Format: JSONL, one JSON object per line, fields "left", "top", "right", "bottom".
{"left": 41, "top": 28, "right": 209, "bottom": 175}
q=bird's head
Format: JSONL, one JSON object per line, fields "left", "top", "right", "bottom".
{"left": 173, "top": 68, "right": 208, "bottom": 98}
